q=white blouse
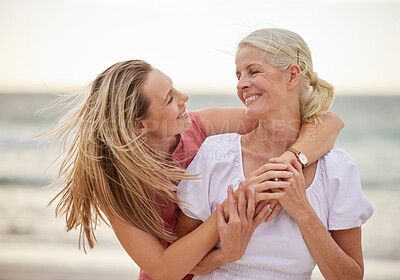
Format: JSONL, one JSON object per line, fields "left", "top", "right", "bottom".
{"left": 177, "top": 133, "right": 374, "bottom": 280}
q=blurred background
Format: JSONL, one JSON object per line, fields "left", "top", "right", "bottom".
{"left": 0, "top": 0, "right": 399, "bottom": 279}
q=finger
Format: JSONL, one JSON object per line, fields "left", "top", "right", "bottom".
{"left": 227, "top": 184, "right": 239, "bottom": 222}
{"left": 254, "top": 200, "right": 269, "bottom": 215}
{"left": 256, "top": 192, "right": 284, "bottom": 202}
{"left": 252, "top": 163, "right": 288, "bottom": 177}
{"left": 264, "top": 202, "right": 280, "bottom": 224}
{"left": 253, "top": 204, "right": 271, "bottom": 226}
{"left": 246, "top": 187, "right": 256, "bottom": 220}
{"left": 291, "top": 158, "right": 303, "bottom": 173}
{"left": 254, "top": 180, "right": 290, "bottom": 192}
{"left": 237, "top": 182, "right": 247, "bottom": 226}
{"left": 258, "top": 170, "right": 293, "bottom": 183}
{"left": 216, "top": 203, "right": 227, "bottom": 231}
{"left": 268, "top": 157, "right": 286, "bottom": 164}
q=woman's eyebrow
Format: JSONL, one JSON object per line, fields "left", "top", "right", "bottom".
{"left": 236, "top": 63, "right": 262, "bottom": 75}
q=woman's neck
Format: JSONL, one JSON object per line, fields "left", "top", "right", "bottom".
{"left": 145, "top": 134, "right": 181, "bottom": 157}
{"left": 243, "top": 110, "right": 301, "bottom": 156}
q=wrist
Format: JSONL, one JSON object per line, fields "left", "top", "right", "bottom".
{"left": 215, "top": 248, "right": 230, "bottom": 265}
{"left": 293, "top": 203, "right": 317, "bottom": 225}
{"left": 286, "top": 148, "right": 308, "bottom": 168}
{"left": 279, "top": 151, "right": 296, "bottom": 163}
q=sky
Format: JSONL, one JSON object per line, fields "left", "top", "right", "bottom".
{"left": 0, "top": 0, "right": 399, "bottom": 95}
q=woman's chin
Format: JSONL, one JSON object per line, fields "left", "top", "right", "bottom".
{"left": 245, "top": 107, "right": 263, "bottom": 120}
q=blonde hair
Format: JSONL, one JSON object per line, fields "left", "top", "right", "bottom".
{"left": 45, "top": 60, "right": 189, "bottom": 251}
{"left": 238, "top": 28, "right": 334, "bottom": 123}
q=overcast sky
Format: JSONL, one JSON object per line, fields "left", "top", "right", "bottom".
{"left": 1, "top": 0, "right": 399, "bottom": 95}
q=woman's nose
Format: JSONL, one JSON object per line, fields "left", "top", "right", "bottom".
{"left": 236, "top": 77, "right": 250, "bottom": 91}
{"left": 178, "top": 91, "right": 189, "bottom": 104}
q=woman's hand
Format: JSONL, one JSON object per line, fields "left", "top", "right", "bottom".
{"left": 242, "top": 162, "right": 294, "bottom": 223}
{"left": 269, "top": 157, "right": 310, "bottom": 220}
{"left": 215, "top": 182, "right": 271, "bottom": 263}
{"left": 256, "top": 199, "right": 282, "bottom": 224}
{"left": 243, "top": 162, "right": 292, "bottom": 203}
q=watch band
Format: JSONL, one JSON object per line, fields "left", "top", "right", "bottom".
{"left": 287, "top": 147, "right": 300, "bottom": 156}
{"left": 286, "top": 147, "right": 308, "bottom": 168}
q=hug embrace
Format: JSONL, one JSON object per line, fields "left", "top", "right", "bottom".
{"left": 46, "top": 28, "right": 373, "bottom": 280}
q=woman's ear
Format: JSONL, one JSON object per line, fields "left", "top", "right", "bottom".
{"left": 135, "top": 118, "right": 147, "bottom": 134}
{"left": 287, "top": 64, "right": 302, "bottom": 91}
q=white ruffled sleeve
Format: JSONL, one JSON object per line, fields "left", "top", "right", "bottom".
{"left": 324, "top": 148, "right": 374, "bottom": 231}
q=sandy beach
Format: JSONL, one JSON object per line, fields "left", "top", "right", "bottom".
{"left": 1, "top": 185, "right": 399, "bottom": 280}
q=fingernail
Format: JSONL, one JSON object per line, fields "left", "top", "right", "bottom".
{"left": 251, "top": 188, "right": 255, "bottom": 195}
{"left": 283, "top": 181, "right": 290, "bottom": 186}
{"left": 280, "top": 164, "right": 287, "bottom": 168}
{"left": 287, "top": 172, "right": 293, "bottom": 176}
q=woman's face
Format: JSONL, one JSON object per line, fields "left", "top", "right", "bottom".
{"left": 140, "top": 68, "right": 191, "bottom": 139}
{"left": 235, "top": 46, "right": 289, "bottom": 119}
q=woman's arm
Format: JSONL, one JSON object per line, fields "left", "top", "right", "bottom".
{"left": 110, "top": 183, "right": 270, "bottom": 280}
{"left": 177, "top": 184, "right": 273, "bottom": 275}
{"left": 198, "top": 108, "right": 344, "bottom": 164}
{"left": 297, "top": 217, "right": 364, "bottom": 279}
{"left": 277, "top": 159, "right": 364, "bottom": 280}
{"left": 198, "top": 107, "right": 257, "bottom": 136}
{"left": 263, "top": 112, "right": 344, "bottom": 222}
{"left": 109, "top": 211, "right": 219, "bottom": 280}
{"left": 175, "top": 165, "right": 289, "bottom": 275}
{"left": 280, "top": 112, "right": 344, "bottom": 164}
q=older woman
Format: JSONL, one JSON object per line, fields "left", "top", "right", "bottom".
{"left": 177, "top": 28, "right": 373, "bottom": 280}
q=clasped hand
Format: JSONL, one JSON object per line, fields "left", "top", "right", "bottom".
{"left": 215, "top": 182, "right": 272, "bottom": 262}
{"left": 216, "top": 159, "right": 308, "bottom": 263}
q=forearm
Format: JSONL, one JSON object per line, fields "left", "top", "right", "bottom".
{"left": 198, "top": 108, "right": 258, "bottom": 136}
{"left": 189, "top": 248, "right": 225, "bottom": 275}
{"left": 295, "top": 206, "right": 363, "bottom": 280}
{"left": 287, "top": 112, "right": 344, "bottom": 164}
{"left": 154, "top": 212, "right": 220, "bottom": 280}
{"left": 115, "top": 211, "right": 220, "bottom": 280}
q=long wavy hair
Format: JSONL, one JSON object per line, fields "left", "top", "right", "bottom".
{"left": 45, "top": 60, "right": 190, "bottom": 251}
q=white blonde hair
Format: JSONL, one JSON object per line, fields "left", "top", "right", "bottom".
{"left": 238, "top": 28, "right": 334, "bottom": 123}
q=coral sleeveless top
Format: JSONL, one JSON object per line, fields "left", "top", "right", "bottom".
{"left": 138, "top": 111, "right": 207, "bottom": 280}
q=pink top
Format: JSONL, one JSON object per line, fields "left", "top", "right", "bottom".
{"left": 138, "top": 111, "right": 207, "bottom": 280}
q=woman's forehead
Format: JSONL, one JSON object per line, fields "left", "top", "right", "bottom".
{"left": 142, "top": 68, "right": 173, "bottom": 109}
{"left": 236, "top": 46, "right": 270, "bottom": 68}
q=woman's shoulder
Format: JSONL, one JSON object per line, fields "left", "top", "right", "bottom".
{"left": 316, "top": 148, "right": 373, "bottom": 230}
{"left": 185, "top": 133, "right": 241, "bottom": 173}
{"left": 199, "top": 133, "right": 241, "bottom": 152}
{"left": 310, "top": 147, "right": 362, "bottom": 200}
{"left": 320, "top": 147, "right": 358, "bottom": 172}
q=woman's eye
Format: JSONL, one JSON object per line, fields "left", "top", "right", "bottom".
{"left": 167, "top": 95, "right": 173, "bottom": 104}
{"left": 250, "top": 70, "right": 260, "bottom": 75}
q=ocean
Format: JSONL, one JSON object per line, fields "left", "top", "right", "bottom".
{"left": 0, "top": 93, "right": 400, "bottom": 279}
{"left": 1, "top": 93, "right": 399, "bottom": 190}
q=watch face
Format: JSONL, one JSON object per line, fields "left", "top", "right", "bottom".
{"left": 299, "top": 153, "right": 308, "bottom": 165}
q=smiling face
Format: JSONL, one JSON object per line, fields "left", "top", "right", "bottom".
{"left": 140, "top": 68, "right": 191, "bottom": 140}
{"left": 235, "top": 46, "right": 291, "bottom": 120}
